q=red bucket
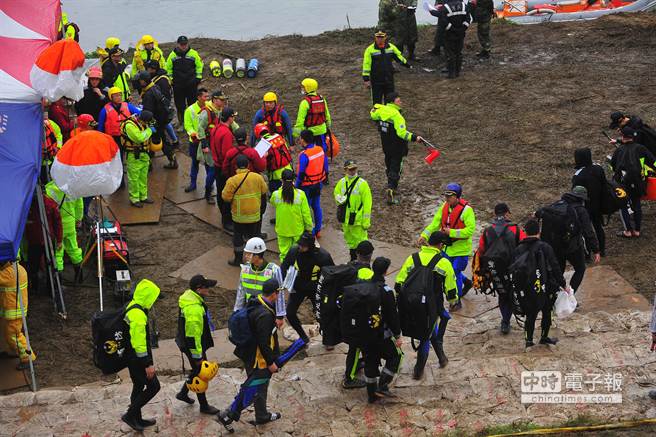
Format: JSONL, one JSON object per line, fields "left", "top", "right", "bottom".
{"left": 424, "top": 149, "right": 441, "bottom": 164}
{"left": 642, "top": 177, "right": 656, "bottom": 201}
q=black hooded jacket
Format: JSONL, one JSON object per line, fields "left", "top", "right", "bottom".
{"left": 572, "top": 148, "right": 608, "bottom": 218}
{"left": 561, "top": 193, "right": 600, "bottom": 254}
{"left": 74, "top": 80, "right": 107, "bottom": 121}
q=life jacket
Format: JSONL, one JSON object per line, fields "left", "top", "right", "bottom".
{"left": 304, "top": 94, "right": 327, "bottom": 127}
{"left": 42, "top": 121, "right": 59, "bottom": 162}
{"left": 104, "top": 102, "right": 130, "bottom": 136}
{"left": 201, "top": 106, "right": 219, "bottom": 137}
{"left": 265, "top": 133, "right": 292, "bottom": 171}
{"left": 239, "top": 262, "right": 277, "bottom": 301}
{"left": 441, "top": 199, "right": 469, "bottom": 238}
{"left": 120, "top": 118, "right": 149, "bottom": 151}
{"left": 298, "top": 145, "right": 326, "bottom": 186}
{"left": 262, "top": 104, "right": 286, "bottom": 135}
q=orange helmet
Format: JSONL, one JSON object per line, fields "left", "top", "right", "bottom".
{"left": 254, "top": 123, "right": 269, "bottom": 139}
{"left": 77, "top": 114, "right": 96, "bottom": 129}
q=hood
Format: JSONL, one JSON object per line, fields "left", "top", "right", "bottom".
{"left": 179, "top": 289, "right": 203, "bottom": 310}
{"left": 574, "top": 148, "right": 592, "bottom": 169}
{"left": 132, "top": 279, "right": 160, "bottom": 310}
{"left": 562, "top": 192, "right": 584, "bottom": 204}
{"left": 357, "top": 267, "right": 374, "bottom": 281}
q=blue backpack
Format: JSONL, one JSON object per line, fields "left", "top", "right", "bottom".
{"left": 228, "top": 306, "right": 256, "bottom": 347}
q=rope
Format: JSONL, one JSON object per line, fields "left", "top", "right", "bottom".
{"left": 487, "top": 418, "right": 656, "bottom": 436}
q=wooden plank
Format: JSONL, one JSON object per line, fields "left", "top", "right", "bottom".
{"left": 164, "top": 153, "right": 214, "bottom": 205}
{"left": 571, "top": 265, "right": 650, "bottom": 313}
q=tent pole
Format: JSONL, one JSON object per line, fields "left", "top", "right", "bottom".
{"left": 14, "top": 262, "right": 37, "bottom": 392}
{"left": 96, "top": 197, "right": 104, "bottom": 311}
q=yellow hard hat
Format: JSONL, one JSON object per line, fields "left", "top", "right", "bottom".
{"left": 186, "top": 376, "right": 208, "bottom": 393}
{"left": 105, "top": 37, "right": 121, "bottom": 49}
{"left": 263, "top": 92, "right": 277, "bottom": 103}
{"left": 209, "top": 60, "right": 221, "bottom": 77}
{"left": 149, "top": 137, "right": 163, "bottom": 153}
{"left": 198, "top": 360, "right": 219, "bottom": 382}
{"left": 301, "top": 78, "right": 318, "bottom": 93}
{"left": 141, "top": 34, "right": 155, "bottom": 45}
{"left": 108, "top": 87, "right": 122, "bottom": 97}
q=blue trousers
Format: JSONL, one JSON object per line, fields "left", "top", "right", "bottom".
{"left": 188, "top": 141, "right": 215, "bottom": 190}
{"left": 444, "top": 254, "right": 470, "bottom": 297}
{"left": 165, "top": 123, "right": 178, "bottom": 143}
{"left": 416, "top": 309, "right": 450, "bottom": 371}
{"left": 313, "top": 133, "right": 328, "bottom": 152}
{"left": 301, "top": 184, "right": 322, "bottom": 235}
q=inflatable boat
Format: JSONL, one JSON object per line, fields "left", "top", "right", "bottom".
{"left": 497, "top": 0, "right": 656, "bottom": 23}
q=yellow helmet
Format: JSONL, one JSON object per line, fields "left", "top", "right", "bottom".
{"left": 209, "top": 60, "right": 221, "bottom": 77}
{"left": 301, "top": 78, "right": 318, "bottom": 93}
{"left": 141, "top": 34, "right": 155, "bottom": 45}
{"left": 263, "top": 92, "right": 277, "bottom": 103}
{"left": 105, "top": 37, "right": 121, "bottom": 49}
{"left": 186, "top": 376, "right": 208, "bottom": 393}
{"left": 198, "top": 360, "right": 219, "bottom": 382}
{"left": 108, "top": 87, "right": 122, "bottom": 97}
{"left": 149, "top": 137, "right": 163, "bottom": 153}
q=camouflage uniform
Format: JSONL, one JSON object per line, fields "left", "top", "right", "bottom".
{"left": 394, "top": 0, "right": 419, "bottom": 60}
{"left": 378, "top": 0, "right": 400, "bottom": 39}
{"left": 474, "top": 0, "right": 494, "bottom": 57}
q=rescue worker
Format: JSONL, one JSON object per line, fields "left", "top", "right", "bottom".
{"left": 136, "top": 71, "right": 177, "bottom": 171}
{"left": 437, "top": 0, "right": 473, "bottom": 78}
{"left": 370, "top": 92, "right": 423, "bottom": 205}
{"left": 209, "top": 91, "right": 239, "bottom": 129}
{"left": 217, "top": 279, "right": 283, "bottom": 432}
{"left": 222, "top": 128, "right": 267, "bottom": 179}
{"left": 166, "top": 36, "right": 204, "bottom": 126}
{"left": 44, "top": 181, "right": 83, "bottom": 275}
{"left": 210, "top": 108, "right": 238, "bottom": 231}
{"left": 334, "top": 160, "right": 372, "bottom": 261}
{"left": 101, "top": 47, "right": 131, "bottom": 101}
{"left": 293, "top": 78, "right": 332, "bottom": 152}
{"left": 394, "top": 1, "right": 419, "bottom": 60}
{"left": 362, "top": 31, "right": 410, "bottom": 105}
{"left": 419, "top": 183, "right": 476, "bottom": 311}
{"left": 609, "top": 111, "right": 656, "bottom": 156}
{"left": 233, "top": 238, "right": 286, "bottom": 324}
{"left": 513, "top": 219, "right": 566, "bottom": 348}
{"left": 41, "top": 115, "right": 62, "bottom": 183}
{"left": 24, "top": 193, "right": 62, "bottom": 295}
{"left": 222, "top": 156, "right": 269, "bottom": 266}
{"left": 145, "top": 59, "right": 179, "bottom": 168}
{"left": 194, "top": 92, "right": 222, "bottom": 203}
{"left": 475, "top": 203, "right": 525, "bottom": 334}
{"left": 122, "top": 279, "right": 161, "bottom": 432}
{"left": 396, "top": 232, "right": 457, "bottom": 379}
{"left": 281, "top": 232, "right": 334, "bottom": 342}
{"left": 175, "top": 274, "right": 220, "bottom": 415}
{"left": 121, "top": 110, "right": 156, "bottom": 207}
{"left": 75, "top": 67, "right": 107, "bottom": 121}
{"left": 98, "top": 87, "right": 140, "bottom": 147}
{"left": 473, "top": 0, "right": 494, "bottom": 59}
{"left": 252, "top": 92, "right": 294, "bottom": 146}
{"left": 70, "top": 114, "right": 97, "bottom": 138}
{"left": 254, "top": 123, "right": 293, "bottom": 194}
{"left": 58, "top": 12, "right": 79, "bottom": 42}
{"left": 270, "top": 170, "right": 314, "bottom": 261}
{"left": 132, "top": 34, "right": 165, "bottom": 74}
{"left": 97, "top": 37, "right": 120, "bottom": 66}
{"left": 295, "top": 130, "right": 328, "bottom": 237}
{"left": 49, "top": 98, "right": 74, "bottom": 142}
{"left": 427, "top": 1, "right": 446, "bottom": 57}
{"left": 611, "top": 126, "right": 656, "bottom": 238}
{"left": 0, "top": 262, "right": 35, "bottom": 370}
{"left": 184, "top": 88, "right": 214, "bottom": 195}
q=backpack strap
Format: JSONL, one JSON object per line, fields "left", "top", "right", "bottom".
{"left": 124, "top": 303, "right": 145, "bottom": 316}
{"left": 426, "top": 253, "right": 442, "bottom": 270}
{"left": 344, "top": 176, "right": 360, "bottom": 209}
{"left": 411, "top": 252, "right": 421, "bottom": 271}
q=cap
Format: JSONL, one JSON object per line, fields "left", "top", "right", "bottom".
{"left": 108, "top": 47, "right": 123, "bottom": 56}
{"left": 220, "top": 107, "right": 236, "bottom": 122}
{"left": 374, "top": 30, "right": 387, "bottom": 37}
{"left": 343, "top": 159, "right": 357, "bottom": 170}
{"left": 189, "top": 274, "right": 217, "bottom": 290}
{"left": 443, "top": 182, "right": 462, "bottom": 198}
{"left": 281, "top": 168, "right": 295, "bottom": 181}
{"left": 385, "top": 91, "right": 399, "bottom": 103}
{"left": 428, "top": 231, "right": 451, "bottom": 246}
{"left": 145, "top": 59, "right": 160, "bottom": 70}
{"left": 177, "top": 35, "right": 189, "bottom": 44}
{"left": 262, "top": 278, "right": 280, "bottom": 295}
{"left": 621, "top": 125, "right": 637, "bottom": 138}
{"left": 372, "top": 256, "right": 391, "bottom": 277}
{"left": 77, "top": 114, "right": 97, "bottom": 128}
{"left": 212, "top": 90, "right": 227, "bottom": 100}
{"left": 355, "top": 240, "right": 374, "bottom": 257}
{"left": 298, "top": 231, "right": 315, "bottom": 248}
{"left": 570, "top": 185, "right": 589, "bottom": 201}
{"left": 234, "top": 127, "right": 247, "bottom": 142}
{"left": 139, "top": 110, "right": 153, "bottom": 122}
{"left": 609, "top": 111, "right": 625, "bottom": 129}
{"left": 235, "top": 154, "right": 249, "bottom": 168}
{"left": 494, "top": 203, "right": 510, "bottom": 216}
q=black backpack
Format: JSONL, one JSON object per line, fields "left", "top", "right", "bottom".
{"left": 614, "top": 144, "right": 645, "bottom": 193}
{"left": 398, "top": 253, "right": 441, "bottom": 343}
{"left": 91, "top": 303, "right": 143, "bottom": 375}
{"left": 539, "top": 200, "right": 579, "bottom": 251}
{"left": 508, "top": 245, "right": 547, "bottom": 316}
{"left": 600, "top": 179, "right": 629, "bottom": 216}
{"left": 340, "top": 281, "right": 382, "bottom": 346}
{"left": 480, "top": 222, "right": 519, "bottom": 274}
{"left": 316, "top": 264, "right": 358, "bottom": 346}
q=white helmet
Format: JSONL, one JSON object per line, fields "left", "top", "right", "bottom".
{"left": 244, "top": 237, "right": 266, "bottom": 254}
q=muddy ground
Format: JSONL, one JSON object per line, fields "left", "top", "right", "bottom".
{"left": 21, "top": 13, "right": 656, "bottom": 390}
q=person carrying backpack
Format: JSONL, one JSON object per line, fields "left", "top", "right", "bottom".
{"left": 396, "top": 232, "right": 458, "bottom": 380}
{"left": 418, "top": 182, "right": 476, "bottom": 311}
{"left": 572, "top": 148, "right": 609, "bottom": 256}
{"left": 475, "top": 203, "right": 525, "bottom": 334}
{"left": 121, "top": 279, "right": 161, "bottom": 432}
{"left": 536, "top": 186, "right": 600, "bottom": 294}
{"left": 174, "top": 275, "right": 220, "bottom": 415}
{"left": 611, "top": 126, "right": 656, "bottom": 238}
{"left": 609, "top": 111, "right": 656, "bottom": 156}
{"left": 510, "top": 219, "right": 567, "bottom": 348}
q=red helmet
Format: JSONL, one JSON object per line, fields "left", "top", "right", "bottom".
{"left": 254, "top": 123, "right": 269, "bottom": 139}
{"left": 78, "top": 114, "right": 96, "bottom": 129}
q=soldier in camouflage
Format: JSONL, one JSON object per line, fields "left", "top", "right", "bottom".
{"left": 378, "top": 0, "right": 400, "bottom": 40}
{"left": 379, "top": 0, "right": 419, "bottom": 60}
{"left": 474, "top": 0, "right": 494, "bottom": 59}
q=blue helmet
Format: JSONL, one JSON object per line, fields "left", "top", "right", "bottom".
{"left": 443, "top": 182, "right": 462, "bottom": 198}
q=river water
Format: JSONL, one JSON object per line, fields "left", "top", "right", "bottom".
{"left": 64, "top": 0, "right": 437, "bottom": 52}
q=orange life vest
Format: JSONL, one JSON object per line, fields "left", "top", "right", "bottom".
{"left": 441, "top": 199, "right": 469, "bottom": 238}
{"left": 201, "top": 106, "right": 219, "bottom": 137}
{"left": 304, "top": 94, "right": 327, "bottom": 127}
{"left": 104, "top": 102, "right": 130, "bottom": 136}
{"left": 262, "top": 104, "right": 285, "bottom": 135}
{"left": 298, "top": 145, "right": 326, "bottom": 186}
{"left": 265, "top": 133, "right": 291, "bottom": 171}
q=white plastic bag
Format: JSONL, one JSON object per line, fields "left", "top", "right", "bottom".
{"left": 554, "top": 288, "right": 577, "bottom": 319}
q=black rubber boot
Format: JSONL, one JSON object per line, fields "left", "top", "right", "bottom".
{"left": 137, "top": 411, "right": 156, "bottom": 427}
{"left": 205, "top": 187, "right": 215, "bottom": 204}
{"left": 447, "top": 61, "right": 456, "bottom": 79}
{"left": 413, "top": 354, "right": 428, "bottom": 380}
{"left": 176, "top": 385, "right": 195, "bottom": 404}
{"left": 408, "top": 44, "right": 417, "bottom": 61}
{"left": 198, "top": 394, "right": 220, "bottom": 414}
{"left": 228, "top": 251, "right": 242, "bottom": 266}
{"left": 367, "top": 382, "right": 380, "bottom": 404}
{"left": 455, "top": 56, "right": 462, "bottom": 77}
{"left": 121, "top": 410, "right": 144, "bottom": 432}
{"left": 436, "top": 341, "right": 448, "bottom": 368}
{"left": 216, "top": 410, "right": 235, "bottom": 433}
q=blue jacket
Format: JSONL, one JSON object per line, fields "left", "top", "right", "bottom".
{"left": 97, "top": 103, "right": 141, "bottom": 133}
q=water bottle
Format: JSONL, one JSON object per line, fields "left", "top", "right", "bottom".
{"left": 222, "top": 59, "right": 233, "bottom": 78}
{"left": 235, "top": 58, "right": 246, "bottom": 78}
{"left": 247, "top": 59, "right": 259, "bottom": 78}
